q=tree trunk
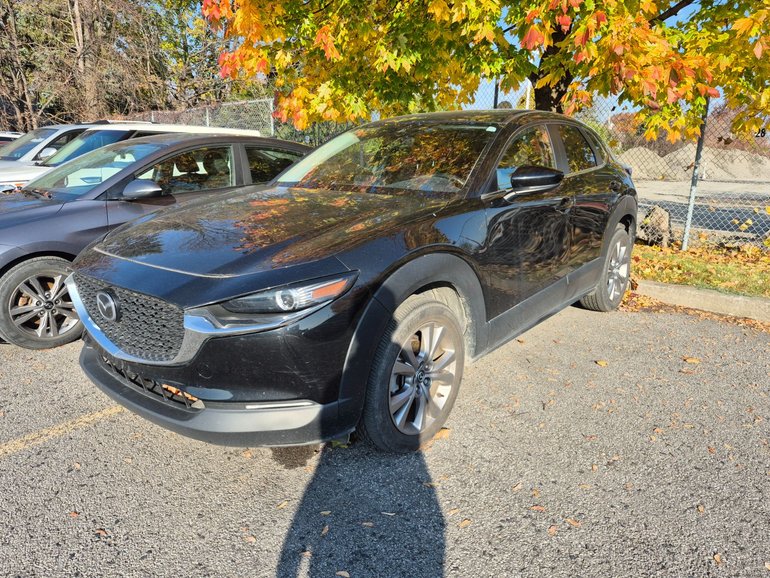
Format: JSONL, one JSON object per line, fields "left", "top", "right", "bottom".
{"left": 529, "top": 28, "right": 573, "bottom": 113}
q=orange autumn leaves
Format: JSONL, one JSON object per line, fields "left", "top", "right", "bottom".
{"left": 203, "top": 0, "right": 770, "bottom": 139}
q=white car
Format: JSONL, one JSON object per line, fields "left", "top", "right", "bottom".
{"left": 0, "top": 132, "right": 22, "bottom": 144}
{"left": 0, "top": 124, "right": 95, "bottom": 172}
{"left": 0, "top": 123, "right": 263, "bottom": 191}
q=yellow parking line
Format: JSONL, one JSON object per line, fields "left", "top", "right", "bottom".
{"left": 0, "top": 405, "right": 125, "bottom": 459}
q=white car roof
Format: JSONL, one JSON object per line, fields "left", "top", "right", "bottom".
{"left": 78, "top": 123, "right": 262, "bottom": 137}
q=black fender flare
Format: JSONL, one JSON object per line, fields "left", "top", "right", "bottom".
{"left": 335, "top": 252, "right": 487, "bottom": 429}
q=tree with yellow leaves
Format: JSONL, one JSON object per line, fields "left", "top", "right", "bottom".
{"left": 203, "top": 0, "right": 770, "bottom": 140}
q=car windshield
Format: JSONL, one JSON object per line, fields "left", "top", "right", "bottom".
{"left": 277, "top": 122, "right": 498, "bottom": 197}
{"left": 25, "top": 141, "right": 165, "bottom": 199}
{"left": 42, "top": 129, "right": 129, "bottom": 167}
{"left": 0, "top": 128, "right": 57, "bottom": 160}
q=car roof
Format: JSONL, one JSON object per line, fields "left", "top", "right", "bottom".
{"left": 33, "top": 124, "right": 97, "bottom": 131}
{"left": 76, "top": 123, "right": 264, "bottom": 137}
{"left": 368, "top": 109, "right": 575, "bottom": 128}
{"left": 101, "top": 132, "right": 310, "bottom": 150}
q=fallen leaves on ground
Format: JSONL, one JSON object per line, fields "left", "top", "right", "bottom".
{"left": 595, "top": 360, "right": 609, "bottom": 367}
{"left": 276, "top": 500, "right": 289, "bottom": 509}
{"left": 714, "top": 553, "right": 723, "bottom": 565}
{"left": 683, "top": 357, "right": 701, "bottom": 364}
{"left": 421, "top": 427, "right": 452, "bottom": 451}
{"left": 458, "top": 519, "right": 472, "bottom": 528}
{"left": 320, "top": 525, "right": 329, "bottom": 537}
{"left": 565, "top": 518, "right": 582, "bottom": 527}
{"left": 632, "top": 243, "right": 770, "bottom": 299}
{"left": 530, "top": 505, "right": 546, "bottom": 512}
{"left": 335, "top": 571, "right": 350, "bottom": 578}
{"left": 547, "top": 525, "right": 558, "bottom": 536}
{"left": 621, "top": 292, "right": 770, "bottom": 333}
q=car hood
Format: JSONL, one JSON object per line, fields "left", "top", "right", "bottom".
{"left": 0, "top": 164, "right": 49, "bottom": 183}
{"left": 0, "top": 159, "right": 34, "bottom": 170}
{"left": 94, "top": 185, "right": 449, "bottom": 278}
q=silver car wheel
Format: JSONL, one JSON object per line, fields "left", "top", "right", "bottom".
{"left": 9, "top": 273, "right": 79, "bottom": 339}
{"left": 388, "top": 320, "right": 459, "bottom": 435}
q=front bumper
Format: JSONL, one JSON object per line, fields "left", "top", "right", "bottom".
{"left": 81, "top": 342, "right": 352, "bottom": 446}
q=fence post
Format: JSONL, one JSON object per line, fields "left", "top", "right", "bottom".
{"left": 493, "top": 78, "right": 499, "bottom": 109}
{"left": 205, "top": 106, "right": 211, "bottom": 127}
{"left": 681, "top": 97, "right": 710, "bottom": 251}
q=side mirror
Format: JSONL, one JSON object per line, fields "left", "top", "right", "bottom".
{"left": 121, "top": 178, "right": 163, "bottom": 200}
{"left": 508, "top": 165, "right": 564, "bottom": 195}
{"left": 37, "top": 147, "right": 57, "bottom": 161}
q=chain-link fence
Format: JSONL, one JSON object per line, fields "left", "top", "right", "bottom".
{"left": 574, "top": 98, "right": 770, "bottom": 250}
{"left": 131, "top": 88, "right": 770, "bottom": 250}
{"left": 130, "top": 99, "right": 276, "bottom": 136}
{"left": 127, "top": 98, "right": 353, "bottom": 148}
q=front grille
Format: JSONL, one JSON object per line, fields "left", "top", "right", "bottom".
{"left": 75, "top": 273, "right": 185, "bottom": 362}
{"left": 100, "top": 354, "right": 202, "bottom": 411}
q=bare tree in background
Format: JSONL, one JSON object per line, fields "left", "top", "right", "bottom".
{"left": 0, "top": 0, "right": 260, "bottom": 131}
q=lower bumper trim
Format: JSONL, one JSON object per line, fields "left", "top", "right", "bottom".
{"left": 80, "top": 343, "right": 351, "bottom": 447}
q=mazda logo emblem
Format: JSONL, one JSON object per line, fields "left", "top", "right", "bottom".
{"left": 95, "top": 290, "right": 120, "bottom": 322}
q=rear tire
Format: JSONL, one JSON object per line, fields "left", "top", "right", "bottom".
{"left": 0, "top": 256, "right": 82, "bottom": 349}
{"left": 580, "top": 224, "right": 633, "bottom": 312}
{"left": 360, "top": 290, "right": 465, "bottom": 452}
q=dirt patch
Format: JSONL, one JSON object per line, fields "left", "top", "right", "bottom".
{"left": 619, "top": 145, "right": 770, "bottom": 182}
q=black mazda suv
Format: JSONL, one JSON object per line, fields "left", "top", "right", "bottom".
{"left": 69, "top": 110, "right": 637, "bottom": 452}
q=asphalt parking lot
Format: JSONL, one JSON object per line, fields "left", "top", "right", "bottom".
{"left": 1, "top": 305, "right": 768, "bottom": 578}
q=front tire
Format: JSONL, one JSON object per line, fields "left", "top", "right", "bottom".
{"left": 0, "top": 256, "right": 81, "bottom": 349}
{"left": 580, "top": 224, "right": 633, "bottom": 312}
{"left": 360, "top": 290, "right": 465, "bottom": 452}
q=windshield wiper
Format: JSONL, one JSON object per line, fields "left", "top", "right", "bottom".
{"left": 21, "top": 188, "right": 52, "bottom": 199}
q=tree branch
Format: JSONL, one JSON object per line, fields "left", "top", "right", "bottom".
{"left": 649, "top": 0, "right": 698, "bottom": 25}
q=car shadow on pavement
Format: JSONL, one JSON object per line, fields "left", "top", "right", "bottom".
{"left": 274, "top": 443, "right": 445, "bottom": 577}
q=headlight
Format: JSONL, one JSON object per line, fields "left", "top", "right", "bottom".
{"left": 184, "top": 273, "right": 358, "bottom": 335}
{"left": 222, "top": 275, "right": 357, "bottom": 314}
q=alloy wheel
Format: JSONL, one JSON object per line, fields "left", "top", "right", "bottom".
{"left": 388, "top": 321, "right": 459, "bottom": 435}
{"left": 606, "top": 235, "right": 631, "bottom": 302}
{"left": 8, "top": 273, "right": 79, "bottom": 340}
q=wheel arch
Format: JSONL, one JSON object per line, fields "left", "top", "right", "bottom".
{"left": 601, "top": 195, "right": 637, "bottom": 257}
{"left": 336, "top": 252, "right": 488, "bottom": 430}
{"left": 0, "top": 250, "right": 77, "bottom": 278}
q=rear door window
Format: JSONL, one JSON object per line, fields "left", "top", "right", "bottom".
{"left": 245, "top": 147, "right": 305, "bottom": 184}
{"left": 559, "top": 125, "right": 597, "bottom": 173}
